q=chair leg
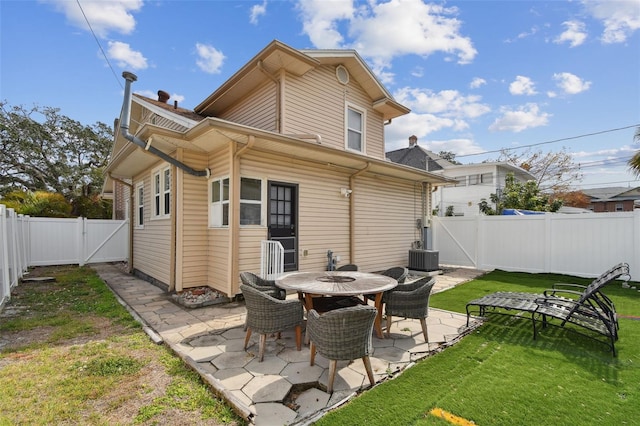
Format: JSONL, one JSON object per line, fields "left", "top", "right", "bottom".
{"left": 420, "top": 318, "right": 429, "bottom": 343}
{"left": 327, "top": 359, "right": 337, "bottom": 393}
{"left": 386, "top": 314, "right": 392, "bottom": 337}
{"left": 295, "top": 325, "right": 302, "bottom": 351}
{"left": 258, "top": 334, "right": 266, "bottom": 362}
{"left": 362, "top": 356, "right": 375, "bottom": 387}
{"left": 244, "top": 328, "right": 252, "bottom": 350}
{"left": 309, "top": 342, "right": 316, "bottom": 366}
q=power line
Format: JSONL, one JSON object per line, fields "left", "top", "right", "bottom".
{"left": 457, "top": 124, "right": 640, "bottom": 158}
{"left": 76, "top": 0, "right": 122, "bottom": 90}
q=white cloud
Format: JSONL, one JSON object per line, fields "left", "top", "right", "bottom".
{"left": 250, "top": 1, "right": 267, "bottom": 25}
{"left": 296, "top": 0, "right": 354, "bottom": 48}
{"left": 45, "top": 0, "right": 142, "bottom": 38}
{"left": 394, "top": 87, "right": 490, "bottom": 119}
{"left": 107, "top": 41, "right": 148, "bottom": 70}
{"left": 297, "top": 0, "right": 477, "bottom": 81}
{"left": 554, "top": 20, "right": 587, "bottom": 47}
{"left": 195, "top": 43, "right": 225, "bottom": 74}
{"left": 553, "top": 72, "right": 591, "bottom": 94}
{"left": 489, "top": 103, "right": 551, "bottom": 133}
{"left": 509, "top": 76, "right": 537, "bottom": 96}
{"left": 469, "top": 78, "right": 486, "bottom": 89}
{"left": 582, "top": 0, "right": 640, "bottom": 43}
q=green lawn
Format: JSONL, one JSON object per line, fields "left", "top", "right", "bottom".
{"left": 316, "top": 270, "right": 640, "bottom": 426}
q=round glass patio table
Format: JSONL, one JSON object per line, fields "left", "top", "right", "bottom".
{"left": 276, "top": 271, "right": 398, "bottom": 338}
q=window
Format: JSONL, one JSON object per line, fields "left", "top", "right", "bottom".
{"left": 153, "top": 166, "right": 171, "bottom": 218}
{"left": 210, "top": 177, "right": 263, "bottom": 227}
{"left": 469, "top": 174, "right": 479, "bottom": 185}
{"left": 210, "top": 177, "right": 229, "bottom": 227}
{"left": 454, "top": 176, "right": 466, "bottom": 187}
{"left": 346, "top": 105, "right": 364, "bottom": 152}
{"left": 135, "top": 182, "right": 144, "bottom": 228}
{"left": 240, "top": 178, "right": 262, "bottom": 225}
{"left": 481, "top": 173, "right": 493, "bottom": 184}
{"left": 615, "top": 203, "right": 624, "bottom": 212}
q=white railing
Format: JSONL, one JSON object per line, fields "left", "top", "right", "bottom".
{"left": 432, "top": 210, "right": 640, "bottom": 281}
{"left": 260, "top": 240, "right": 284, "bottom": 280}
{"left": 0, "top": 204, "right": 129, "bottom": 310}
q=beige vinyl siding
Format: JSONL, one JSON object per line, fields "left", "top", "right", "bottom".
{"left": 218, "top": 81, "right": 277, "bottom": 131}
{"left": 132, "top": 166, "right": 171, "bottom": 287}
{"left": 283, "top": 65, "right": 386, "bottom": 159}
{"left": 239, "top": 151, "right": 351, "bottom": 276}
{"left": 353, "top": 176, "right": 423, "bottom": 272}
{"left": 207, "top": 147, "right": 232, "bottom": 295}
{"left": 176, "top": 150, "right": 209, "bottom": 291}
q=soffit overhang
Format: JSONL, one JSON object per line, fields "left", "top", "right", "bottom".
{"left": 105, "top": 117, "right": 455, "bottom": 186}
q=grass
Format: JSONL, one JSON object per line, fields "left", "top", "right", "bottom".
{"left": 316, "top": 269, "right": 640, "bottom": 426}
{"left": 0, "top": 265, "right": 244, "bottom": 425}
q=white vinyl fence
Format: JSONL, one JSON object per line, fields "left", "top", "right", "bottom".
{"left": 432, "top": 210, "right": 640, "bottom": 281}
{"left": 1, "top": 204, "right": 129, "bottom": 308}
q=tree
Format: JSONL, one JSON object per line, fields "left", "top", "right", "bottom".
{"left": 0, "top": 101, "right": 113, "bottom": 218}
{"left": 550, "top": 190, "right": 590, "bottom": 208}
{"left": 629, "top": 127, "right": 640, "bottom": 177}
{"left": 479, "top": 172, "right": 563, "bottom": 215}
{"left": 2, "top": 190, "right": 72, "bottom": 217}
{"left": 438, "top": 151, "right": 462, "bottom": 165}
{"left": 0, "top": 101, "right": 113, "bottom": 198}
{"left": 497, "top": 147, "right": 582, "bottom": 193}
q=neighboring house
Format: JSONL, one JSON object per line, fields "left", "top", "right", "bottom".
{"left": 102, "top": 40, "right": 454, "bottom": 297}
{"left": 387, "top": 136, "right": 535, "bottom": 217}
{"left": 583, "top": 186, "right": 640, "bottom": 212}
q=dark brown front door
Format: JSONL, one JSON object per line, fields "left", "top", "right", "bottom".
{"left": 268, "top": 181, "right": 298, "bottom": 271}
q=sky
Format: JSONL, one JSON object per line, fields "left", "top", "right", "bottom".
{"left": 1, "top": 0, "right": 639, "bottom": 190}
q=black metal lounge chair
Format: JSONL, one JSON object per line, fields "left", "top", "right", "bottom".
{"left": 466, "top": 263, "right": 631, "bottom": 356}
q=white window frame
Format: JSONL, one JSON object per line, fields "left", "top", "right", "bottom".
{"left": 239, "top": 177, "right": 263, "bottom": 227}
{"left": 152, "top": 165, "right": 171, "bottom": 219}
{"left": 135, "top": 182, "right": 144, "bottom": 228}
{"left": 210, "top": 176, "right": 230, "bottom": 227}
{"left": 345, "top": 103, "right": 365, "bottom": 152}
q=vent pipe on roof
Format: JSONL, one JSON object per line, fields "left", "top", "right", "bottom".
{"left": 120, "top": 71, "right": 210, "bottom": 178}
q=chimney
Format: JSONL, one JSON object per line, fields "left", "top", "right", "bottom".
{"left": 157, "top": 90, "right": 170, "bottom": 103}
{"left": 409, "top": 135, "right": 418, "bottom": 147}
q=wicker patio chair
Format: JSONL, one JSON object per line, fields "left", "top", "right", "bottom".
{"left": 240, "top": 284, "right": 304, "bottom": 362}
{"left": 384, "top": 276, "right": 436, "bottom": 342}
{"left": 240, "top": 271, "right": 287, "bottom": 300}
{"left": 307, "top": 305, "right": 377, "bottom": 393}
{"left": 365, "top": 266, "right": 409, "bottom": 303}
{"left": 336, "top": 264, "right": 358, "bottom": 271}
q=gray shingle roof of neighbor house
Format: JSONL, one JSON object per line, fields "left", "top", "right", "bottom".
{"left": 385, "top": 135, "right": 453, "bottom": 172}
{"left": 582, "top": 186, "right": 640, "bottom": 201}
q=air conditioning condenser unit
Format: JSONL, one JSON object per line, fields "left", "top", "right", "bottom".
{"left": 408, "top": 249, "right": 439, "bottom": 272}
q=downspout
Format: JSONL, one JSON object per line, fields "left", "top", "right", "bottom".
{"left": 120, "top": 71, "right": 211, "bottom": 178}
{"left": 230, "top": 136, "right": 255, "bottom": 295}
{"left": 257, "top": 61, "right": 281, "bottom": 132}
{"left": 348, "top": 162, "right": 371, "bottom": 263}
{"left": 108, "top": 173, "right": 134, "bottom": 273}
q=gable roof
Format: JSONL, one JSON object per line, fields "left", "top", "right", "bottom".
{"left": 194, "top": 40, "right": 409, "bottom": 121}
{"left": 386, "top": 145, "right": 453, "bottom": 171}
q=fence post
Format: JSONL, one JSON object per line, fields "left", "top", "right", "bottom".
{"left": 1, "top": 205, "right": 10, "bottom": 304}
{"left": 77, "top": 217, "right": 85, "bottom": 266}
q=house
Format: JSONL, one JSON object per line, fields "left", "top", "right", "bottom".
{"left": 102, "top": 40, "right": 454, "bottom": 297}
{"left": 387, "top": 136, "right": 535, "bottom": 217}
{"left": 582, "top": 186, "right": 640, "bottom": 212}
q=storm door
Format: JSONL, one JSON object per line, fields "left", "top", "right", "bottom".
{"left": 268, "top": 181, "right": 298, "bottom": 271}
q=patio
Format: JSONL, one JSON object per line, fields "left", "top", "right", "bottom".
{"left": 92, "top": 263, "right": 484, "bottom": 425}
